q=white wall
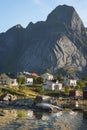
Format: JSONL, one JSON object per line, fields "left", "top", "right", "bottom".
{"left": 43, "top": 82, "right": 62, "bottom": 91}
{"left": 26, "top": 78, "right": 33, "bottom": 85}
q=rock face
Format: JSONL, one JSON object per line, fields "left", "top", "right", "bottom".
{"left": 0, "top": 5, "right": 87, "bottom": 74}
{"left": 46, "top": 5, "right": 85, "bottom": 33}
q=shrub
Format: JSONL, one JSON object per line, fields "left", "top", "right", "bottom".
{"left": 19, "top": 85, "right": 27, "bottom": 92}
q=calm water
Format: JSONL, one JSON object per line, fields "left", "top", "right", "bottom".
{"left": 0, "top": 108, "right": 87, "bottom": 130}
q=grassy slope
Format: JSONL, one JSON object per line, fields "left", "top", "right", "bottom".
{"left": 0, "top": 86, "right": 38, "bottom": 98}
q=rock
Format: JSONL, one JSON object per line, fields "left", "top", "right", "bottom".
{"left": 33, "top": 95, "right": 52, "bottom": 105}
{"left": 0, "top": 113, "right": 5, "bottom": 116}
{"left": 36, "top": 102, "right": 62, "bottom": 112}
{"left": 34, "top": 95, "right": 62, "bottom": 112}
{"left": 0, "top": 93, "right": 17, "bottom": 101}
{"left": 10, "top": 98, "right": 34, "bottom": 108}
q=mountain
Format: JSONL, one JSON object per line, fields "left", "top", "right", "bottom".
{"left": 0, "top": 5, "right": 87, "bottom": 75}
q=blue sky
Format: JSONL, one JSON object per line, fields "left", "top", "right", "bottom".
{"left": 0, "top": 0, "right": 87, "bottom": 32}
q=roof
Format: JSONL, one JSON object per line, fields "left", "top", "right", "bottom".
{"left": 32, "top": 73, "right": 39, "bottom": 77}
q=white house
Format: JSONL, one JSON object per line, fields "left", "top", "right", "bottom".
{"left": 41, "top": 73, "right": 53, "bottom": 83}
{"left": 20, "top": 73, "right": 33, "bottom": 86}
{"left": 25, "top": 77, "right": 33, "bottom": 85}
{"left": 43, "top": 80, "right": 62, "bottom": 91}
{"left": 6, "top": 73, "right": 18, "bottom": 86}
{"left": 9, "top": 78, "right": 18, "bottom": 86}
{"left": 64, "top": 77, "right": 77, "bottom": 87}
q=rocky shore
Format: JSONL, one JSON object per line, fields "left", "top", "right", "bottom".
{"left": 0, "top": 95, "right": 87, "bottom": 113}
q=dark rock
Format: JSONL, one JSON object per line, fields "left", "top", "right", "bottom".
{"left": 34, "top": 95, "right": 52, "bottom": 105}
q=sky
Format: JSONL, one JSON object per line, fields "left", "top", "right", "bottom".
{"left": 0, "top": 0, "right": 87, "bottom": 33}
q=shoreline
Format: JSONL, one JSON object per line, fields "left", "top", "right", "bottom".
{"left": 0, "top": 98, "right": 87, "bottom": 112}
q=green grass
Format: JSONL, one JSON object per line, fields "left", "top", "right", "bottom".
{"left": 0, "top": 86, "right": 38, "bottom": 98}
{"left": 0, "top": 84, "right": 70, "bottom": 99}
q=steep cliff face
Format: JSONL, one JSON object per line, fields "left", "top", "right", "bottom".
{"left": 0, "top": 5, "right": 87, "bottom": 74}
{"left": 46, "top": 5, "right": 85, "bottom": 34}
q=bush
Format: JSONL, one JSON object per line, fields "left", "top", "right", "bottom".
{"left": 35, "top": 86, "right": 44, "bottom": 94}
{"left": 33, "top": 76, "right": 43, "bottom": 84}
{"left": 1, "top": 87, "right": 25, "bottom": 96}
{"left": 19, "top": 85, "right": 27, "bottom": 92}
{"left": 44, "top": 90, "right": 60, "bottom": 97}
{"left": 65, "top": 85, "right": 71, "bottom": 94}
{"left": 17, "top": 75, "right": 26, "bottom": 85}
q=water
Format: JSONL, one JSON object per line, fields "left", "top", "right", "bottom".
{"left": 0, "top": 108, "right": 87, "bottom": 130}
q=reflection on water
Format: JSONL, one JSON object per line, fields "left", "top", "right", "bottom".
{"left": 0, "top": 108, "right": 87, "bottom": 130}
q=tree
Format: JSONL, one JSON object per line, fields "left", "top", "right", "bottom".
{"left": 65, "top": 85, "right": 71, "bottom": 94}
{"left": 33, "top": 76, "right": 43, "bottom": 84}
{"left": 19, "top": 84, "right": 27, "bottom": 92}
{"left": 17, "top": 75, "right": 26, "bottom": 85}
{"left": 37, "top": 77, "right": 43, "bottom": 84}
{"left": 77, "top": 80, "right": 85, "bottom": 90}
{"left": 56, "top": 74, "right": 62, "bottom": 82}
{"left": 75, "top": 85, "right": 81, "bottom": 90}
{"left": 0, "top": 73, "right": 10, "bottom": 85}
{"left": 33, "top": 77, "right": 37, "bottom": 84}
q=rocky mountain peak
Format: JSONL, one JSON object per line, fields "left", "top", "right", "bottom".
{"left": 6, "top": 24, "right": 24, "bottom": 33}
{"left": 0, "top": 5, "right": 87, "bottom": 75}
{"left": 46, "top": 5, "right": 84, "bottom": 33}
{"left": 26, "top": 22, "right": 34, "bottom": 30}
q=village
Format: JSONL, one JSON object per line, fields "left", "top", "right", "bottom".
{"left": 0, "top": 71, "right": 87, "bottom": 101}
